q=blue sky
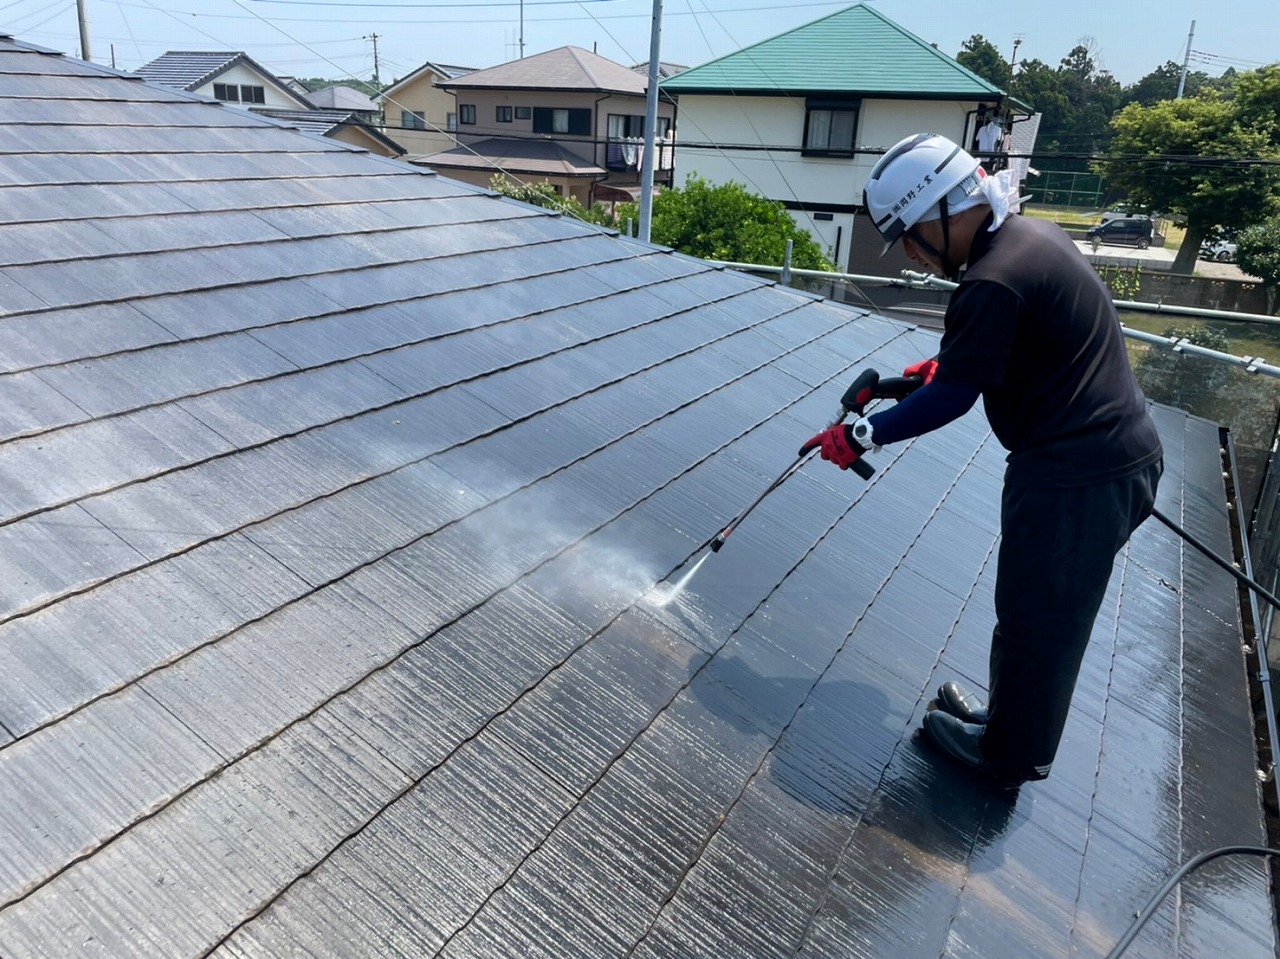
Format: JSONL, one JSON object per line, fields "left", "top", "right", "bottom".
{"left": 5, "top": 0, "right": 1275, "bottom": 88}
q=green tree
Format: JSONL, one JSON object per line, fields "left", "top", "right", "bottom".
{"left": 487, "top": 175, "right": 617, "bottom": 227}
{"left": 1096, "top": 92, "right": 1280, "bottom": 273}
{"left": 1232, "top": 64, "right": 1280, "bottom": 143}
{"left": 1010, "top": 58, "right": 1069, "bottom": 147}
{"left": 615, "top": 176, "right": 833, "bottom": 270}
{"left": 1123, "top": 61, "right": 1210, "bottom": 106}
{"left": 1055, "top": 43, "right": 1124, "bottom": 162}
{"left": 1009, "top": 45, "right": 1121, "bottom": 170}
{"left": 1203, "top": 66, "right": 1239, "bottom": 96}
{"left": 297, "top": 76, "right": 384, "bottom": 97}
{"left": 956, "top": 34, "right": 1012, "bottom": 90}
{"left": 1236, "top": 217, "right": 1280, "bottom": 313}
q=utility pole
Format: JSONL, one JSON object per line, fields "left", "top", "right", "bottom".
{"left": 76, "top": 0, "right": 92, "bottom": 62}
{"left": 1009, "top": 36, "right": 1023, "bottom": 73}
{"left": 365, "top": 32, "right": 381, "bottom": 90}
{"left": 1177, "top": 20, "right": 1195, "bottom": 98}
{"left": 637, "top": 0, "right": 663, "bottom": 243}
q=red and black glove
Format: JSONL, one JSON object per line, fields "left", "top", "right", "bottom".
{"left": 799, "top": 424, "right": 866, "bottom": 470}
{"left": 903, "top": 357, "right": 939, "bottom": 385}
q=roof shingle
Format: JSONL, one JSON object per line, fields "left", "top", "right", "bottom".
{"left": 0, "top": 31, "right": 1273, "bottom": 959}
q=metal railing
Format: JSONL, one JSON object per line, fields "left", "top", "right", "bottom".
{"left": 712, "top": 260, "right": 1280, "bottom": 375}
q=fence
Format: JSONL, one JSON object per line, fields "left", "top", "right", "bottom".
{"left": 1025, "top": 169, "right": 1106, "bottom": 209}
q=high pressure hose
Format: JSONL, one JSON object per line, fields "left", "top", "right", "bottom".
{"left": 1105, "top": 845, "right": 1280, "bottom": 958}
{"left": 1151, "top": 506, "right": 1280, "bottom": 613}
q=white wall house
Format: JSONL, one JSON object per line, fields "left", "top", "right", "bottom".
{"left": 662, "top": 4, "right": 1032, "bottom": 275}
{"left": 134, "top": 52, "right": 314, "bottom": 112}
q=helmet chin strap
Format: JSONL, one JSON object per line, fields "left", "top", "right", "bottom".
{"left": 908, "top": 196, "right": 962, "bottom": 281}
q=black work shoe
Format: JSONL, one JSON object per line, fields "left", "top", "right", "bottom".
{"left": 935, "top": 680, "right": 988, "bottom": 724}
{"left": 921, "top": 710, "right": 1027, "bottom": 788}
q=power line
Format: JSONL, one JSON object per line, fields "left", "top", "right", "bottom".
{"left": 6, "top": 0, "right": 72, "bottom": 29}
{"left": 245, "top": 0, "right": 620, "bottom": 7}
{"left": 1189, "top": 49, "right": 1274, "bottom": 69}
{"left": 62, "top": 0, "right": 849, "bottom": 26}
{"left": 4, "top": 0, "right": 60, "bottom": 26}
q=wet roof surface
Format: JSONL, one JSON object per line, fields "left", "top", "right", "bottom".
{"left": 0, "top": 34, "right": 1275, "bottom": 959}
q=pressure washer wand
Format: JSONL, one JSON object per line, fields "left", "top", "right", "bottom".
{"left": 706, "top": 368, "right": 903, "bottom": 554}
{"left": 707, "top": 452, "right": 817, "bottom": 553}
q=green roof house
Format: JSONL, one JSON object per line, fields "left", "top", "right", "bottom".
{"left": 661, "top": 4, "right": 1033, "bottom": 275}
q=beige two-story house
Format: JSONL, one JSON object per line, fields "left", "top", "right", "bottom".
{"left": 411, "top": 46, "right": 677, "bottom": 208}
{"left": 377, "top": 61, "right": 477, "bottom": 157}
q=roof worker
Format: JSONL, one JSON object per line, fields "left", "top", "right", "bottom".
{"left": 803, "top": 132, "right": 1164, "bottom": 787}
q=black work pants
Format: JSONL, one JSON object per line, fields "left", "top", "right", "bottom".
{"left": 980, "top": 460, "right": 1162, "bottom": 779}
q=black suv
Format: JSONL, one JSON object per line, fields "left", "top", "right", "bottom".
{"left": 1086, "top": 217, "right": 1153, "bottom": 250}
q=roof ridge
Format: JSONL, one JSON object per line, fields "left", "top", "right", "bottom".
{"left": 565, "top": 45, "right": 603, "bottom": 88}
{"left": 662, "top": 3, "right": 1007, "bottom": 97}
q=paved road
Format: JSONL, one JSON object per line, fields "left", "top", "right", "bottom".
{"left": 1073, "top": 240, "right": 1257, "bottom": 282}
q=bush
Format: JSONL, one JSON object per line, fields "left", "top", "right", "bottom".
{"left": 488, "top": 176, "right": 617, "bottom": 228}
{"left": 1134, "top": 324, "right": 1231, "bottom": 407}
{"left": 614, "top": 176, "right": 833, "bottom": 271}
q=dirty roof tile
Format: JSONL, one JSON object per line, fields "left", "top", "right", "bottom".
{"left": 0, "top": 34, "right": 1273, "bottom": 959}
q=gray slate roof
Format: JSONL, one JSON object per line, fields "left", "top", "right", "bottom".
{"left": 133, "top": 50, "right": 245, "bottom": 89}
{"left": 253, "top": 108, "right": 406, "bottom": 154}
{"left": 410, "top": 135, "right": 606, "bottom": 176}
{"left": 134, "top": 50, "right": 314, "bottom": 107}
{"left": 0, "top": 32, "right": 1274, "bottom": 959}
{"left": 441, "top": 45, "right": 649, "bottom": 95}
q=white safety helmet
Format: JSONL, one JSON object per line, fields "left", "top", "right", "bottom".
{"left": 863, "top": 133, "right": 986, "bottom": 256}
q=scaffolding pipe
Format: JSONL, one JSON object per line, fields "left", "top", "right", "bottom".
{"left": 709, "top": 262, "right": 1280, "bottom": 378}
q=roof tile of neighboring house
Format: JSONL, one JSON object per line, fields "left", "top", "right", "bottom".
{"left": 134, "top": 50, "right": 314, "bottom": 106}
{"left": 253, "top": 108, "right": 405, "bottom": 154}
{"left": 661, "top": 3, "right": 1006, "bottom": 97}
{"left": 442, "top": 45, "right": 649, "bottom": 95}
{"left": 409, "top": 136, "right": 605, "bottom": 176}
{"left": 0, "top": 30, "right": 1273, "bottom": 959}
{"left": 380, "top": 60, "right": 479, "bottom": 99}
{"left": 631, "top": 61, "right": 689, "bottom": 79}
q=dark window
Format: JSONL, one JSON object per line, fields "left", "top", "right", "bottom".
{"left": 515, "top": 106, "right": 531, "bottom": 119}
{"left": 802, "top": 98, "right": 859, "bottom": 157}
{"left": 241, "top": 85, "right": 265, "bottom": 105}
{"left": 213, "top": 83, "right": 239, "bottom": 102}
{"left": 402, "top": 110, "right": 426, "bottom": 130}
{"left": 532, "top": 107, "right": 591, "bottom": 135}
{"left": 496, "top": 105, "right": 513, "bottom": 123}
{"left": 459, "top": 104, "right": 476, "bottom": 125}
